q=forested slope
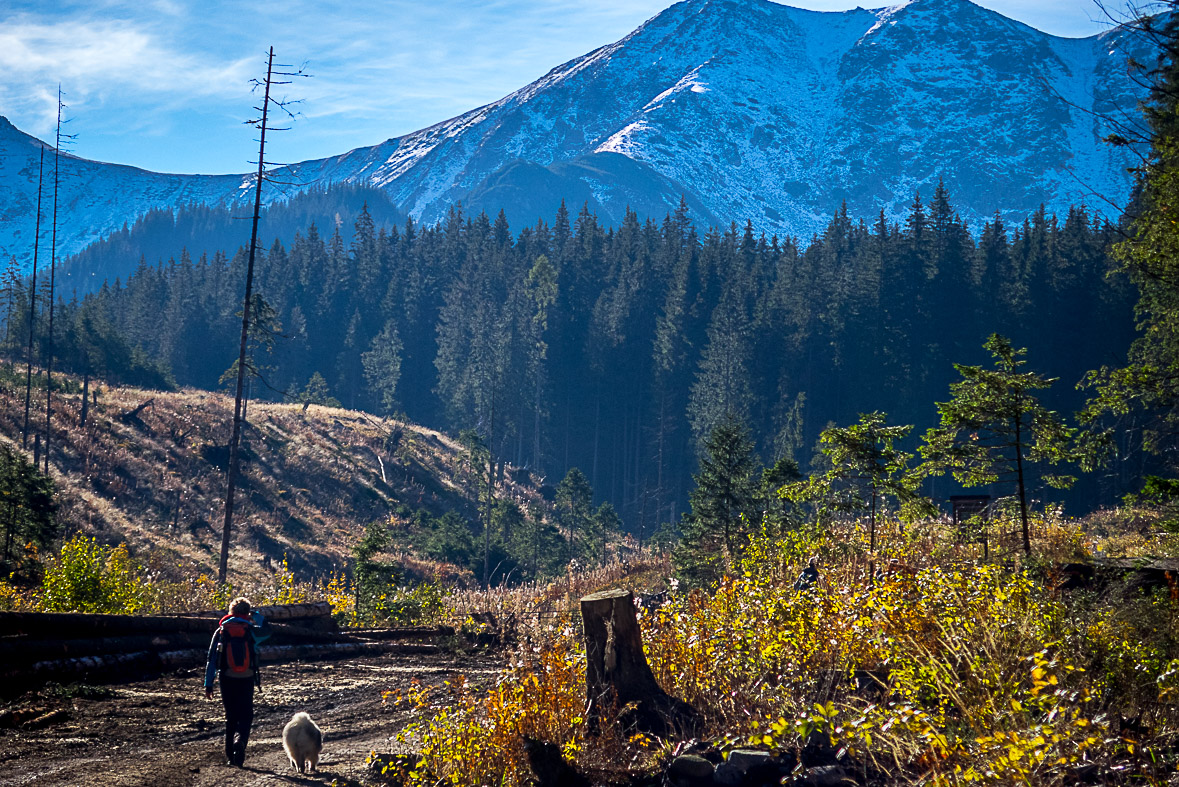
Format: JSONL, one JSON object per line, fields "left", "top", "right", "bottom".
{"left": 8, "top": 186, "right": 1135, "bottom": 529}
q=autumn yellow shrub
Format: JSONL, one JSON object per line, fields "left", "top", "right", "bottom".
{"left": 397, "top": 513, "right": 1179, "bottom": 786}
{"left": 393, "top": 622, "right": 591, "bottom": 785}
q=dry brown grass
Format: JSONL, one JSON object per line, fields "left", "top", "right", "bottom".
{"left": 0, "top": 370, "right": 541, "bottom": 586}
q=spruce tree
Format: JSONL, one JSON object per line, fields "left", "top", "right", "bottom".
{"left": 362, "top": 319, "right": 403, "bottom": 415}
{"left": 921, "top": 334, "right": 1078, "bottom": 553}
{"left": 1086, "top": 8, "right": 1179, "bottom": 482}
{"left": 0, "top": 443, "right": 56, "bottom": 571}
{"left": 299, "top": 372, "right": 340, "bottom": 410}
{"left": 555, "top": 468, "right": 594, "bottom": 566}
{"left": 592, "top": 501, "right": 622, "bottom": 567}
{"left": 786, "top": 412, "right": 925, "bottom": 552}
{"left": 687, "top": 289, "right": 753, "bottom": 451}
{"left": 674, "top": 412, "right": 758, "bottom": 587}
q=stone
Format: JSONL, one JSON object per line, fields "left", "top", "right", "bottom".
{"left": 727, "top": 750, "right": 773, "bottom": 773}
{"left": 667, "top": 753, "right": 716, "bottom": 787}
{"left": 713, "top": 762, "right": 744, "bottom": 786}
{"left": 799, "top": 764, "right": 850, "bottom": 786}
{"left": 715, "top": 750, "right": 775, "bottom": 786}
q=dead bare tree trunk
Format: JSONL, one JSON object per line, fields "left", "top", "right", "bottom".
{"left": 216, "top": 49, "right": 307, "bottom": 585}
{"left": 44, "top": 86, "right": 63, "bottom": 475}
{"left": 23, "top": 146, "right": 44, "bottom": 450}
{"left": 119, "top": 399, "right": 154, "bottom": 422}
{"left": 580, "top": 589, "right": 700, "bottom": 737}
{"left": 220, "top": 48, "right": 275, "bottom": 585}
{"left": 79, "top": 370, "right": 89, "bottom": 427}
{"left": 483, "top": 404, "right": 495, "bottom": 588}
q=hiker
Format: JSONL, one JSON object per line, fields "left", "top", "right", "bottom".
{"left": 204, "top": 597, "right": 262, "bottom": 767}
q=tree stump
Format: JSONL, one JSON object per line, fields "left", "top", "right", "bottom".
{"left": 580, "top": 588, "right": 700, "bottom": 737}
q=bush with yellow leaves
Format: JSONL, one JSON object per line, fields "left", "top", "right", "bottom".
{"left": 395, "top": 516, "right": 1179, "bottom": 785}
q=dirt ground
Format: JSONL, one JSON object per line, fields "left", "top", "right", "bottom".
{"left": 0, "top": 652, "right": 502, "bottom": 786}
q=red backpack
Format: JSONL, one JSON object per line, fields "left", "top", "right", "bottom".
{"left": 219, "top": 617, "right": 253, "bottom": 675}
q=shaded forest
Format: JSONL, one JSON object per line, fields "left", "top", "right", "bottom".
{"left": 52, "top": 185, "right": 404, "bottom": 300}
{"left": 6, "top": 183, "right": 1135, "bottom": 530}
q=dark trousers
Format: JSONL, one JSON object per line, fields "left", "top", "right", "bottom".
{"left": 219, "top": 676, "right": 255, "bottom": 765}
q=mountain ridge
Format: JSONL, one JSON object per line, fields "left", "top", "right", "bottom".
{"left": 0, "top": 0, "right": 1148, "bottom": 271}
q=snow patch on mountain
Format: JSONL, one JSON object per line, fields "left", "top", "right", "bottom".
{"left": 0, "top": 0, "right": 1151, "bottom": 271}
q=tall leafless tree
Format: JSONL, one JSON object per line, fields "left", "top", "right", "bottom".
{"left": 219, "top": 48, "right": 307, "bottom": 584}
{"left": 44, "top": 86, "right": 64, "bottom": 475}
{"left": 22, "top": 146, "right": 44, "bottom": 449}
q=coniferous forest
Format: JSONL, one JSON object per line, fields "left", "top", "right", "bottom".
{"left": 9, "top": 182, "right": 1133, "bottom": 531}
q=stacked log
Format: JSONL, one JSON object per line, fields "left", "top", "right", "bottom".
{"left": 0, "top": 602, "right": 450, "bottom": 691}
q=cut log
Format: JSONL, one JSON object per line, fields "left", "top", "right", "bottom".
{"left": 0, "top": 612, "right": 223, "bottom": 638}
{"left": 2, "top": 640, "right": 442, "bottom": 687}
{"left": 580, "top": 589, "right": 700, "bottom": 737}
{"left": 266, "top": 622, "right": 358, "bottom": 643}
{"left": 0, "top": 633, "right": 208, "bottom": 664}
{"left": 348, "top": 625, "right": 455, "bottom": 641}
{"left": 0, "top": 601, "right": 335, "bottom": 638}
{"left": 191, "top": 601, "right": 335, "bottom": 622}
{"left": 0, "top": 623, "right": 359, "bottom": 665}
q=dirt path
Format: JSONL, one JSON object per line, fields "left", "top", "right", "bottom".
{"left": 0, "top": 652, "right": 501, "bottom": 786}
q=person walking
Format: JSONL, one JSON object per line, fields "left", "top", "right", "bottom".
{"left": 204, "top": 597, "right": 262, "bottom": 767}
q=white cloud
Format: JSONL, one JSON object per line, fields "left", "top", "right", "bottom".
{"left": 0, "top": 11, "right": 255, "bottom": 139}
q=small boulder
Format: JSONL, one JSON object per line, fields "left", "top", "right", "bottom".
{"left": 668, "top": 753, "right": 716, "bottom": 787}
{"left": 799, "top": 764, "right": 850, "bottom": 786}
{"left": 715, "top": 750, "right": 775, "bottom": 786}
{"left": 523, "top": 737, "right": 590, "bottom": 787}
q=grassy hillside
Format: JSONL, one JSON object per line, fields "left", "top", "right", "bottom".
{"left": 0, "top": 369, "right": 541, "bottom": 586}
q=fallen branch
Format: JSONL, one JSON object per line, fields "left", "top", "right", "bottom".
{"left": 118, "top": 398, "right": 154, "bottom": 422}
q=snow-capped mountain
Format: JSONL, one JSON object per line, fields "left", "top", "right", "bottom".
{"left": 0, "top": 0, "right": 1148, "bottom": 270}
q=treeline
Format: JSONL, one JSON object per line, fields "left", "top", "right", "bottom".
{"left": 6, "top": 184, "right": 1134, "bottom": 528}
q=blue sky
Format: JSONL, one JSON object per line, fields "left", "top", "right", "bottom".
{"left": 0, "top": 0, "right": 1138, "bottom": 175}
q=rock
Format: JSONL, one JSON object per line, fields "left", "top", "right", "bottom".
{"left": 715, "top": 750, "right": 775, "bottom": 786}
{"left": 800, "top": 733, "right": 841, "bottom": 766}
{"left": 523, "top": 736, "right": 590, "bottom": 787}
{"left": 668, "top": 753, "right": 715, "bottom": 787}
{"left": 799, "top": 764, "right": 850, "bottom": 786}
{"left": 714, "top": 763, "right": 743, "bottom": 786}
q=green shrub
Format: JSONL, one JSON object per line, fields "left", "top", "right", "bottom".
{"left": 42, "top": 535, "right": 148, "bottom": 614}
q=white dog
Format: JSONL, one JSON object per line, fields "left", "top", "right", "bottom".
{"left": 282, "top": 712, "right": 322, "bottom": 773}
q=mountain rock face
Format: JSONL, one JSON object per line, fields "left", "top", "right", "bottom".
{"left": 0, "top": 0, "right": 1147, "bottom": 269}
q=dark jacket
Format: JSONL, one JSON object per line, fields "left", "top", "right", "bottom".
{"left": 203, "top": 614, "right": 261, "bottom": 690}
